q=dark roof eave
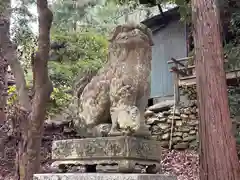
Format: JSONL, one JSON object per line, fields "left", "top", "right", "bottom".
{"left": 141, "top": 6, "right": 180, "bottom": 32}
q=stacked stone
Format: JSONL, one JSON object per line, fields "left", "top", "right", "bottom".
{"left": 180, "top": 85, "right": 197, "bottom": 100}
{"left": 145, "top": 100, "right": 199, "bottom": 150}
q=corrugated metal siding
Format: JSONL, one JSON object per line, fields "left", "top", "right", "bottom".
{"left": 150, "top": 20, "right": 187, "bottom": 98}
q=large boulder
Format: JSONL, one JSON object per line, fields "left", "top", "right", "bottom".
{"left": 147, "top": 100, "right": 175, "bottom": 113}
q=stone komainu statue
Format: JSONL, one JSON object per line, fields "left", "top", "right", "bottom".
{"left": 73, "top": 23, "right": 153, "bottom": 137}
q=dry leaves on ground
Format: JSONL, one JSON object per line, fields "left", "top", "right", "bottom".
{"left": 161, "top": 149, "right": 199, "bottom": 180}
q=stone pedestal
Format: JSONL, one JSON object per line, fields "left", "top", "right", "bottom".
{"left": 33, "top": 173, "right": 177, "bottom": 180}
{"left": 51, "top": 136, "right": 161, "bottom": 173}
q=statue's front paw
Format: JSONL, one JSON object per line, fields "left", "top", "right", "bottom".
{"left": 108, "top": 129, "right": 123, "bottom": 136}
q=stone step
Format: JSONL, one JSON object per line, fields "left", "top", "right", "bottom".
{"left": 33, "top": 173, "right": 177, "bottom": 180}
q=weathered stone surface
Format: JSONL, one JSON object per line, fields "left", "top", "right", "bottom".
{"left": 163, "top": 129, "right": 170, "bottom": 133}
{"left": 144, "top": 102, "right": 200, "bottom": 150}
{"left": 180, "top": 114, "right": 188, "bottom": 119}
{"left": 45, "top": 116, "right": 70, "bottom": 126}
{"left": 151, "top": 125, "right": 162, "bottom": 135}
{"left": 52, "top": 136, "right": 161, "bottom": 161}
{"left": 170, "top": 108, "right": 180, "bottom": 116}
{"left": 148, "top": 100, "right": 175, "bottom": 113}
{"left": 189, "top": 114, "right": 197, "bottom": 120}
{"left": 161, "top": 133, "right": 170, "bottom": 140}
{"left": 145, "top": 110, "right": 155, "bottom": 118}
{"left": 187, "top": 120, "right": 198, "bottom": 126}
{"left": 172, "top": 137, "right": 182, "bottom": 144}
{"left": 146, "top": 117, "right": 162, "bottom": 125}
{"left": 157, "top": 123, "right": 170, "bottom": 130}
{"left": 168, "top": 115, "right": 181, "bottom": 120}
{"left": 158, "top": 118, "right": 167, "bottom": 122}
{"left": 166, "top": 119, "right": 172, "bottom": 124}
{"left": 152, "top": 132, "right": 163, "bottom": 136}
{"left": 177, "top": 127, "right": 191, "bottom": 132}
{"left": 156, "top": 112, "right": 165, "bottom": 118}
{"left": 162, "top": 111, "right": 171, "bottom": 116}
{"left": 189, "top": 100, "right": 197, "bottom": 106}
{"left": 189, "top": 140, "right": 199, "bottom": 149}
{"left": 182, "top": 133, "right": 189, "bottom": 138}
{"left": 173, "top": 143, "right": 189, "bottom": 149}
{"left": 189, "top": 130, "right": 196, "bottom": 135}
{"left": 183, "top": 135, "right": 197, "bottom": 142}
{"left": 73, "top": 23, "right": 153, "bottom": 136}
{"left": 51, "top": 136, "right": 162, "bottom": 173}
{"left": 93, "top": 124, "right": 111, "bottom": 137}
{"left": 183, "top": 108, "right": 191, "bottom": 115}
{"left": 33, "top": 173, "right": 177, "bottom": 180}
{"left": 150, "top": 135, "right": 160, "bottom": 141}
{"left": 159, "top": 141, "right": 169, "bottom": 148}
{"left": 173, "top": 132, "right": 183, "bottom": 137}
{"left": 175, "top": 121, "right": 182, "bottom": 127}
{"left": 190, "top": 107, "right": 197, "bottom": 114}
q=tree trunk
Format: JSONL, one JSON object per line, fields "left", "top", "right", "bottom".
{"left": 0, "top": 54, "right": 8, "bottom": 158}
{"left": 20, "top": 1, "right": 53, "bottom": 179}
{"left": 0, "top": 55, "right": 7, "bottom": 123}
{"left": 192, "top": 0, "right": 240, "bottom": 180}
{"left": 0, "top": 1, "right": 13, "bottom": 122}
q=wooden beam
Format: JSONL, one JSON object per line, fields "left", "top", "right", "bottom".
{"left": 179, "top": 77, "right": 196, "bottom": 86}
{"left": 167, "top": 56, "right": 193, "bottom": 64}
{"left": 170, "top": 67, "right": 188, "bottom": 76}
{"left": 225, "top": 70, "right": 240, "bottom": 80}
{"left": 179, "top": 65, "right": 195, "bottom": 70}
{"left": 170, "top": 65, "right": 195, "bottom": 72}
{"left": 178, "top": 70, "right": 240, "bottom": 86}
{"left": 170, "top": 58, "right": 185, "bottom": 67}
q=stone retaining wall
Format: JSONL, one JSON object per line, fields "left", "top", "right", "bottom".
{"left": 145, "top": 100, "right": 199, "bottom": 150}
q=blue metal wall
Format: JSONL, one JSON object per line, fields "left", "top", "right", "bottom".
{"left": 150, "top": 20, "right": 187, "bottom": 98}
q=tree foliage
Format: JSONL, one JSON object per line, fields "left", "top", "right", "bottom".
{"left": 50, "top": 0, "right": 100, "bottom": 31}
{"left": 224, "top": 6, "right": 240, "bottom": 70}
{"left": 43, "top": 0, "right": 157, "bottom": 116}
{"left": 47, "top": 29, "right": 108, "bottom": 116}
{"left": 10, "top": 0, "right": 156, "bottom": 118}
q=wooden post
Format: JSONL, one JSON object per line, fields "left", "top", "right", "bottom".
{"left": 173, "top": 63, "right": 180, "bottom": 106}
{"left": 169, "top": 60, "right": 180, "bottom": 150}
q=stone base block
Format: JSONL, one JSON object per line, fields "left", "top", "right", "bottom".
{"left": 51, "top": 136, "right": 162, "bottom": 173}
{"left": 33, "top": 173, "right": 177, "bottom": 180}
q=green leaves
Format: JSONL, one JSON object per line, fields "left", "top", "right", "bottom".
{"left": 228, "top": 86, "right": 240, "bottom": 117}
{"left": 230, "top": 11, "right": 240, "bottom": 42}
{"left": 49, "top": 29, "right": 108, "bottom": 86}
{"left": 48, "top": 86, "right": 73, "bottom": 116}
{"left": 7, "top": 85, "right": 17, "bottom": 105}
{"left": 46, "top": 28, "right": 108, "bottom": 117}
{"left": 51, "top": 0, "right": 99, "bottom": 31}
{"left": 223, "top": 7, "right": 240, "bottom": 71}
